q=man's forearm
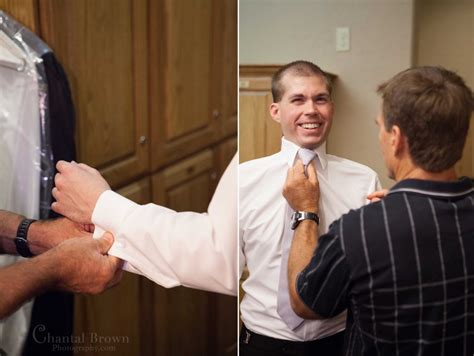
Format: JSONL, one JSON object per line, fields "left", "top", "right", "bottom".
{"left": 0, "top": 211, "right": 50, "bottom": 255}
{"left": 0, "top": 253, "right": 57, "bottom": 319}
{"left": 288, "top": 219, "right": 320, "bottom": 319}
{"left": 0, "top": 210, "right": 25, "bottom": 254}
{"left": 0, "top": 211, "right": 86, "bottom": 256}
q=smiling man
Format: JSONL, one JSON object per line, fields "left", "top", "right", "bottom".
{"left": 239, "top": 60, "right": 381, "bottom": 356}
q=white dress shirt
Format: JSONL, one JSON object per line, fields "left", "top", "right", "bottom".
{"left": 92, "top": 154, "right": 238, "bottom": 296}
{"left": 239, "top": 138, "right": 381, "bottom": 341}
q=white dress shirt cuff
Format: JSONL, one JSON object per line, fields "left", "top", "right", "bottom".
{"left": 91, "top": 190, "right": 181, "bottom": 288}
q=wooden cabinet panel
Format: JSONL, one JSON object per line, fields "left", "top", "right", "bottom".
{"left": 73, "top": 274, "right": 142, "bottom": 356}
{"left": 148, "top": 0, "right": 236, "bottom": 171}
{"left": 152, "top": 286, "right": 212, "bottom": 355}
{"left": 215, "top": 294, "right": 238, "bottom": 355}
{"left": 210, "top": 140, "right": 239, "bottom": 356}
{"left": 150, "top": 150, "right": 236, "bottom": 355}
{"left": 73, "top": 177, "right": 151, "bottom": 356}
{"left": 38, "top": 0, "right": 149, "bottom": 189}
{"left": 115, "top": 176, "right": 151, "bottom": 205}
{"left": 160, "top": 1, "right": 212, "bottom": 139}
{"left": 0, "top": 0, "right": 38, "bottom": 32}
{"left": 153, "top": 148, "right": 216, "bottom": 210}
{"left": 216, "top": 136, "right": 237, "bottom": 178}
{"left": 151, "top": 150, "right": 214, "bottom": 355}
{"left": 219, "top": 0, "right": 237, "bottom": 139}
{"left": 167, "top": 173, "right": 212, "bottom": 212}
{"left": 239, "top": 92, "right": 280, "bottom": 163}
{"left": 149, "top": 0, "right": 223, "bottom": 170}
{"left": 239, "top": 66, "right": 283, "bottom": 163}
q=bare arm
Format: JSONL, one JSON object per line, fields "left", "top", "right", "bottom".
{"left": 0, "top": 210, "right": 92, "bottom": 255}
{"left": 283, "top": 161, "right": 321, "bottom": 319}
{"left": 0, "top": 251, "right": 57, "bottom": 318}
{"left": 0, "top": 233, "right": 122, "bottom": 319}
{"left": 0, "top": 210, "right": 24, "bottom": 253}
{"left": 288, "top": 220, "right": 321, "bottom": 319}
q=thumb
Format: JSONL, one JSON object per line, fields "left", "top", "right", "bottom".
{"left": 307, "top": 162, "right": 317, "bottom": 184}
{"left": 96, "top": 232, "right": 115, "bottom": 254}
{"left": 293, "top": 159, "right": 305, "bottom": 173}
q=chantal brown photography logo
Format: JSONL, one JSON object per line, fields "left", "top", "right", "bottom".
{"left": 33, "top": 324, "right": 130, "bottom": 353}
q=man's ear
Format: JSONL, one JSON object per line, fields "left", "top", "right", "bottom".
{"left": 270, "top": 103, "right": 280, "bottom": 123}
{"left": 391, "top": 125, "right": 406, "bottom": 156}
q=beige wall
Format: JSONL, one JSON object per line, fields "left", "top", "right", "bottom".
{"left": 415, "top": 0, "right": 474, "bottom": 178}
{"left": 240, "top": 0, "right": 415, "bottom": 188}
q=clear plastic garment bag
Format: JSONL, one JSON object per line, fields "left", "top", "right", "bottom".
{"left": 0, "top": 11, "right": 54, "bottom": 356}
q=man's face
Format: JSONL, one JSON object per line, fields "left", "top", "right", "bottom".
{"left": 270, "top": 74, "right": 334, "bottom": 149}
{"left": 376, "top": 111, "right": 395, "bottom": 180}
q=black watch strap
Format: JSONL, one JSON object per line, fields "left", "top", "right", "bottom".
{"left": 15, "top": 218, "right": 36, "bottom": 258}
{"left": 291, "top": 211, "right": 319, "bottom": 230}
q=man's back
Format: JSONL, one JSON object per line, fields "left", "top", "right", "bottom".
{"left": 342, "top": 177, "right": 474, "bottom": 355}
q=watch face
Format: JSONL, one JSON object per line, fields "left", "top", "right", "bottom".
{"left": 291, "top": 212, "right": 300, "bottom": 230}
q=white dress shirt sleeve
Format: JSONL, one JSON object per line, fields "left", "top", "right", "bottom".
{"left": 368, "top": 175, "right": 383, "bottom": 194}
{"left": 91, "top": 154, "right": 238, "bottom": 296}
{"left": 239, "top": 220, "right": 246, "bottom": 279}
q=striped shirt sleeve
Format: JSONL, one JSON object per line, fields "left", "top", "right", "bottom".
{"left": 296, "top": 222, "right": 351, "bottom": 318}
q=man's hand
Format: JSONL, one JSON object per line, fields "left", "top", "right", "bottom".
{"left": 52, "top": 161, "right": 111, "bottom": 224}
{"left": 0, "top": 231, "right": 122, "bottom": 318}
{"left": 51, "top": 232, "right": 123, "bottom": 294}
{"left": 28, "top": 218, "right": 94, "bottom": 255}
{"left": 283, "top": 160, "right": 319, "bottom": 213}
{"left": 284, "top": 161, "right": 321, "bottom": 319}
{"left": 367, "top": 189, "right": 389, "bottom": 203}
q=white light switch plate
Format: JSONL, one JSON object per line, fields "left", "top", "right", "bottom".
{"left": 336, "top": 27, "right": 350, "bottom": 52}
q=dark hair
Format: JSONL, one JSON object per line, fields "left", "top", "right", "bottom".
{"left": 377, "top": 66, "right": 473, "bottom": 172}
{"left": 271, "top": 60, "right": 332, "bottom": 102}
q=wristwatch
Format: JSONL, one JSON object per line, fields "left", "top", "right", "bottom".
{"left": 14, "top": 218, "right": 36, "bottom": 258}
{"left": 291, "top": 211, "right": 319, "bottom": 230}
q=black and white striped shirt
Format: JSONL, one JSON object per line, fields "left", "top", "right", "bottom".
{"left": 297, "top": 177, "right": 474, "bottom": 356}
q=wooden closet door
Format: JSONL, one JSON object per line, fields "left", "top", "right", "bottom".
{"left": 151, "top": 150, "right": 218, "bottom": 355}
{"left": 38, "top": 0, "right": 149, "bottom": 189}
{"left": 73, "top": 177, "right": 152, "bottom": 356}
{"left": 149, "top": 0, "right": 223, "bottom": 171}
{"left": 239, "top": 66, "right": 282, "bottom": 163}
{"left": 0, "top": 0, "right": 39, "bottom": 32}
{"left": 217, "top": 0, "right": 238, "bottom": 139}
{"left": 214, "top": 137, "right": 238, "bottom": 356}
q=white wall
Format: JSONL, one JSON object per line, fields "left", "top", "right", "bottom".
{"left": 240, "top": 0, "right": 415, "bottom": 188}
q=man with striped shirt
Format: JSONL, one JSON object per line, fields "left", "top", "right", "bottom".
{"left": 284, "top": 66, "right": 474, "bottom": 355}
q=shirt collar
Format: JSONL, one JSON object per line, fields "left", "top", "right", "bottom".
{"left": 280, "top": 137, "right": 328, "bottom": 170}
{"left": 387, "top": 176, "right": 474, "bottom": 199}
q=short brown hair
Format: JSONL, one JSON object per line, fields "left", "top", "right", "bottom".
{"left": 377, "top": 66, "right": 473, "bottom": 172}
{"left": 271, "top": 60, "right": 332, "bottom": 102}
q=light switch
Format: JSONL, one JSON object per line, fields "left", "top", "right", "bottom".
{"left": 239, "top": 80, "right": 250, "bottom": 89}
{"left": 336, "top": 27, "right": 350, "bottom": 52}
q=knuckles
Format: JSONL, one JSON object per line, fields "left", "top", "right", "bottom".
{"left": 54, "top": 173, "right": 63, "bottom": 188}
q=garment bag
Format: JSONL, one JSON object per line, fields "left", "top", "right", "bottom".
{"left": 0, "top": 11, "right": 54, "bottom": 356}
